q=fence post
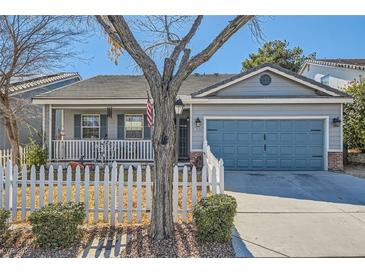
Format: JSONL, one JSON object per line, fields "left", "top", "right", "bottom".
{"left": 136, "top": 165, "right": 142, "bottom": 222}
{"left": 110, "top": 162, "right": 117, "bottom": 226}
{"left": 118, "top": 165, "right": 124, "bottom": 223}
{"left": 5, "top": 160, "right": 11, "bottom": 211}
{"left": 12, "top": 164, "right": 18, "bottom": 221}
{"left": 219, "top": 159, "right": 224, "bottom": 194}
{"left": 172, "top": 165, "right": 178, "bottom": 222}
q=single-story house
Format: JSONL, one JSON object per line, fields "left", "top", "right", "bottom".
{"left": 0, "top": 72, "right": 81, "bottom": 149}
{"left": 299, "top": 58, "right": 365, "bottom": 90}
{"left": 32, "top": 63, "right": 352, "bottom": 171}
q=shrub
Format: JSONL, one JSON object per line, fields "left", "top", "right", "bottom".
{"left": 29, "top": 202, "right": 85, "bottom": 249}
{"left": 193, "top": 194, "right": 237, "bottom": 243}
{"left": 25, "top": 139, "right": 47, "bottom": 167}
{"left": 0, "top": 209, "right": 10, "bottom": 240}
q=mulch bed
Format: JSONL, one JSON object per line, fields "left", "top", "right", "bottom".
{"left": 0, "top": 223, "right": 234, "bottom": 258}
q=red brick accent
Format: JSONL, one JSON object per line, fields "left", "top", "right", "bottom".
{"left": 328, "top": 152, "right": 343, "bottom": 171}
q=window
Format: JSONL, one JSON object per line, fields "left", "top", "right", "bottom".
{"left": 82, "top": 114, "right": 100, "bottom": 139}
{"left": 125, "top": 114, "right": 144, "bottom": 139}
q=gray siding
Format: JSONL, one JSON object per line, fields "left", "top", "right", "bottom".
{"left": 214, "top": 72, "right": 321, "bottom": 97}
{"left": 191, "top": 104, "right": 342, "bottom": 151}
{"left": 62, "top": 109, "right": 147, "bottom": 140}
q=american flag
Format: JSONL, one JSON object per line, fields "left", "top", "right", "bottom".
{"left": 146, "top": 97, "right": 153, "bottom": 127}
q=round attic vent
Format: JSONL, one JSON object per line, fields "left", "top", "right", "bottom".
{"left": 259, "top": 74, "right": 271, "bottom": 86}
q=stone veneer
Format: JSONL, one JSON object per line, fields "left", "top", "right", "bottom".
{"left": 328, "top": 152, "right": 343, "bottom": 171}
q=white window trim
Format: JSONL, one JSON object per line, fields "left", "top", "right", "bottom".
{"left": 203, "top": 115, "right": 330, "bottom": 171}
{"left": 81, "top": 114, "right": 101, "bottom": 140}
{"left": 124, "top": 114, "right": 144, "bottom": 140}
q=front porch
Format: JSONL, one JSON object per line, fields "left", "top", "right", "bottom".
{"left": 44, "top": 105, "right": 191, "bottom": 163}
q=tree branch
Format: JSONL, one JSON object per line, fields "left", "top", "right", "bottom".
{"left": 174, "top": 15, "right": 254, "bottom": 85}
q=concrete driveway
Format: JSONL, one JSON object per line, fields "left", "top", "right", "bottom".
{"left": 226, "top": 171, "right": 365, "bottom": 257}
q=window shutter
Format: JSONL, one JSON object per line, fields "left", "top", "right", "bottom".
{"left": 100, "top": 114, "right": 108, "bottom": 139}
{"left": 74, "top": 114, "right": 81, "bottom": 139}
{"left": 51, "top": 109, "right": 56, "bottom": 140}
{"left": 117, "top": 114, "right": 124, "bottom": 139}
{"left": 144, "top": 114, "right": 151, "bottom": 139}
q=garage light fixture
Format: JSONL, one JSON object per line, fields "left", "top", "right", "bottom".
{"left": 195, "top": 117, "right": 201, "bottom": 127}
{"left": 332, "top": 117, "right": 341, "bottom": 127}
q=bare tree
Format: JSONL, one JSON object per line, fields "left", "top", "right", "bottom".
{"left": 0, "top": 16, "right": 86, "bottom": 165}
{"left": 96, "top": 15, "right": 257, "bottom": 240}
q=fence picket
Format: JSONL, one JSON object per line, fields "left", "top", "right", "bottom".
{"left": 219, "top": 159, "right": 224, "bottom": 193}
{"left": 57, "top": 166, "right": 63, "bottom": 203}
{"left": 192, "top": 166, "right": 197, "bottom": 206}
{"left": 12, "top": 165, "right": 18, "bottom": 221}
{"left": 103, "top": 165, "right": 109, "bottom": 222}
{"left": 30, "top": 165, "right": 36, "bottom": 212}
{"left": 146, "top": 165, "right": 152, "bottom": 213}
{"left": 4, "top": 161, "right": 11, "bottom": 210}
{"left": 182, "top": 166, "right": 188, "bottom": 222}
{"left": 66, "top": 165, "right": 72, "bottom": 202}
{"left": 0, "top": 164, "right": 3, "bottom": 208}
{"left": 39, "top": 166, "right": 45, "bottom": 208}
{"left": 201, "top": 166, "right": 207, "bottom": 199}
{"left": 84, "top": 166, "right": 90, "bottom": 222}
{"left": 48, "top": 166, "right": 54, "bottom": 204}
{"left": 118, "top": 165, "right": 124, "bottom": 223}
{"left": 211, "top": 166, "right": 217, "bottom": 195}
{"left": 173, "top": 165, "right": 179, "bottom": 222}
{"left": 94, "top": 166, "right": 100, "bottom": 223}
{"left": 21, "top": 165, "right": 27, "bottom": 221}
{"left": 136, "top": 165, "right": 142, "bottom": 222}
{"left": 110, "top": 162, "right": 117, "bottom": 226}
{"left": 75, "top": 166, "right": 81, "bottom": 203}
{"left": 127, "top": 165, "right": 133, "bottom": 222}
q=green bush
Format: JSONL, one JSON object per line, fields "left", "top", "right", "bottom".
{"left": 0, "top": 209, "right": 10, "bottom": 240}
{"left": 193, "top": 194, "right": 237, "bottom": 243}
{"left": 29, "top": 202, "right": 85, "bottom": 249}
{"left": 25, "top": 139, "right": 47, "bottom": 167}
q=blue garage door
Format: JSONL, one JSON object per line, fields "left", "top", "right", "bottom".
{"left": 207, "top": 119, "right": 324, "bottom": 171}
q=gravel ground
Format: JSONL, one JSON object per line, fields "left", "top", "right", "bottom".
{"left": 0, "top": 223, "right": 234, "bottom": 258}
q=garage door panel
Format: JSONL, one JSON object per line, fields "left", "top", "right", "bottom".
{"left": 266, "top": 133, "right": 279, "bottom": 144}
{"left": 252, "top": 146, "right": 265, "bottom": 155}
{"left": 251, "top": 121, "right": 265, "bottom": 131}
{"left": 223, "top": 133, "right": 236, "bottom": 141}
{"left": 223, "top": 146, "right": 235, "bottom": 154}
{"left": 237, "top": 146, "right": 249, "bottom": 155}
{"left": 238, "top": 133, "right": 249, "bottom": 141}
{"left": 207, "top": 119, "right": 324, "bottom": 171}
{"left": 223, "top": 120, "right": 237, "bottom": 130}
{"left": 252, "top": 133, "right": 265, "bottom": 143}
{"left": 280, "top": 133, "right": 294, "bottom": 145}
{"left": 237, "top": 159, "right": 249, "bottom": 169}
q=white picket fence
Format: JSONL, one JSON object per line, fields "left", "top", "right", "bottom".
{"left": 0, "top": 146, "right": 27, "bottom": 166}
{"left": 203, "top": 141, "right": 224, "bottom": 191}
{"left": 0, "top": 161, "right": 224, "bottom": 225}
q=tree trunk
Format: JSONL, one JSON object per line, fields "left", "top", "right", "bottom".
{"left": 3, "top": 103, "right": 21, "bottom": 166}
{"left": 150, "top": 91, "right": 176, "bottom": 240}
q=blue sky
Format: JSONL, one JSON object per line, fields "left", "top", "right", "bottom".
{"left": 64, "top": 16, "right": 365, "bottom": 79}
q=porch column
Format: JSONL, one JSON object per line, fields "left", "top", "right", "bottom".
{"left": 42, "top": 105, "right": 46, "bottom": 149}
{"left": 175, "top": 115, "right": 180, "bottom": 162}
{"left": 48, "top": 104, "right": 52, "bottom": 161}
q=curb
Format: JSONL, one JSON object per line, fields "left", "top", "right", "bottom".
{"left": 231, "top": 225, "right": 254, "bottom": 258}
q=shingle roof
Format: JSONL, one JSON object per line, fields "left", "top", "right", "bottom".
{"left": 192, "top": 63, "right": 351, "bottom": 98}
{"left": 35, "top": 74, "right": 235, "bottom": 99}
{"left": 301, "top": 59, "right": 365, "bottom": 72}
{"left": 9, "top": 72, "right": 80, "bottom": 94}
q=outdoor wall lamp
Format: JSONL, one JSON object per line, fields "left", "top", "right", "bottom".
{"left": 333, "top": 117, "right": 341, "bottom": 127}
{"left": 195, "top": 117, "right": 201, "bottom": 127}
{"left": 175, "top": 98, "right": 184, "bottom": 115}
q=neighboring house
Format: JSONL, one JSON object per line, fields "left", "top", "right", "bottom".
{"left": 32, "top": 64, "right": 352, "bottom": 171}
{"left": 0, "top": 73, "right": 81, "bottom": 149}
{"left": 299, "top": 59, "right": 365, "bottom": 90}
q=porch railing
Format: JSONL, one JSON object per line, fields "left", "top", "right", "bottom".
{"left": 52, "top": 140, "right": 154, "bottom": 162}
